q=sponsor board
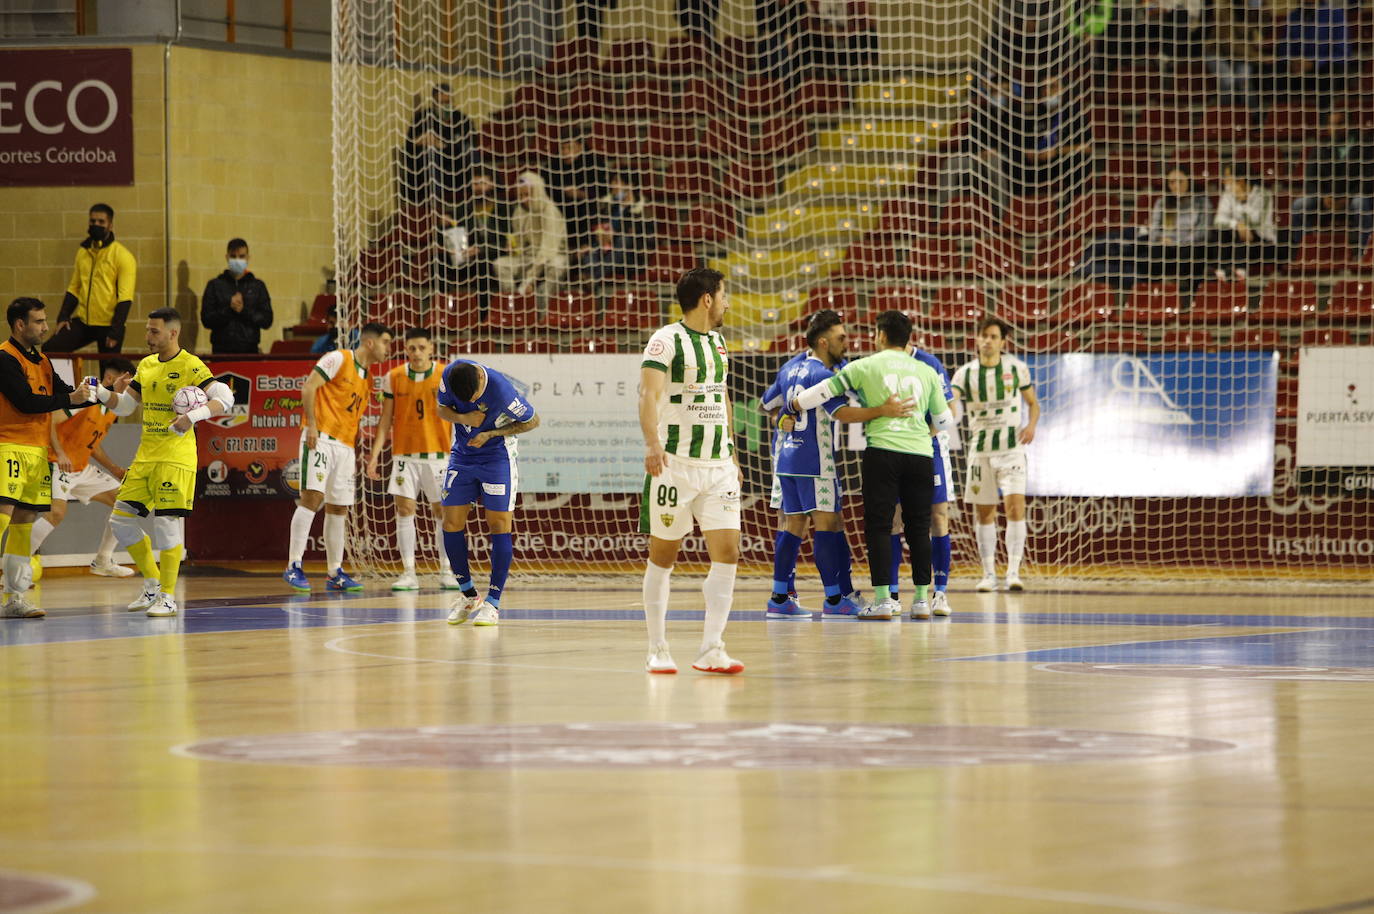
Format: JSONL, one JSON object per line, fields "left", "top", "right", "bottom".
{"left": 195, "top": 359, "right": 314, "bottom": 498}
{"left": 1298, "top": 347, "right": 1374, "bottom": 499}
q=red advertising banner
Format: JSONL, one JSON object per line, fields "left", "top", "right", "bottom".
{"left": 0, "top": 48, "right": 134, "bottom": 187}
{"left": 196, "top": 358, "right": 316, "bottom": 499}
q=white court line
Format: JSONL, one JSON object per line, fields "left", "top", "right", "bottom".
{"left": 0, "top": 868, "right": 96, "bottom": 914}
{"left": 0, "top": 838, "right": 1260, "bottom": 914}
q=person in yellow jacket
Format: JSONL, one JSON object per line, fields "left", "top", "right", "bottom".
{"left": 49, "top": 203, "right": 136, "bottom": 354}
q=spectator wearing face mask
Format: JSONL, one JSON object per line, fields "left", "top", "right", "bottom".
{"left": 200, "top": 238, "right": 274, "bottom": 354}
{"left": 48, "top": 202, "right": 136, "bottom": 354}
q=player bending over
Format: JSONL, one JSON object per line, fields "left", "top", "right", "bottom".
{"left": 367, "top": 327, "right": 459, "bottom": 591}
{"left": 98, "top": 308, "right": 234, "bottom": 617}
{"left": 437, "top": 360, "right": 538, "bottom": 627}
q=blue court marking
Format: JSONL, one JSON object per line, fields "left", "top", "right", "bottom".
{"left": 951, "top": 628, "right": 1374, "bottom": 669}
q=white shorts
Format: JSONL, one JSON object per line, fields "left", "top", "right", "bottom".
{"left": 300, "top": 433, "right": 357, "bottom": 506}
{"left": 51, "top": 463, "right": 120, "bottom": 505}
{"left": 964, "top": 450, "right": 1027, "bottom": 505}
{"left": 386, "top": 454, "right": 447, "bottom": 503}
{"left": 641, "top": 460, "right": 741, "bottom": 540}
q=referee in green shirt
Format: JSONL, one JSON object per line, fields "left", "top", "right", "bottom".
{"left": 791, "top": 311, "right": 955, "bottom": 620}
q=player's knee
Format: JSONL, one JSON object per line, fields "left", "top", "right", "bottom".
{"left": 298, "top": 491, "right": 324, "bottom": 512}
{"left": 151, "top": 514, "right": 182, "bottom": 551}
{"left": 323, "top": 504, "right": 348, "bottom": 517}
{"left": 487, "top": 511, "right": 513, "bottom": 534}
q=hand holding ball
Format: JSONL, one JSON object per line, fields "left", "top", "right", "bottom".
{"left": 173, "top": 386, "right": 209, "bottom": 416}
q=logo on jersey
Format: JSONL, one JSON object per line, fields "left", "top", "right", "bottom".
{"left": 646, "top": 339, "right": 666, "bottom": 357}
{"left": 660, "top": 513, "right": 675, "bottom": 527}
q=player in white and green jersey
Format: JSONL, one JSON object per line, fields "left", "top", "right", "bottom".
{"left": 792, "top": 310, "right": 954, "bottom": 621}
{"left": 950, "top": 316, "right": 1041, "bottom": 593}
{"left": 638, "top": 268, "right": 743, "bottom": 676}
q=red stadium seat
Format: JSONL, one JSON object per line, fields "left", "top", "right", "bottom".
{"left": 1227, "top": 326, "right": 1283, "bottom": 349}
{"left": 834, "top": 237, "right": 897, "bottom": 280}
{"left": 1301, "top": 327, "right": 1355, "bottom": 346}
{"left": 514, "top": 335, "right": 558, "bottom": 353}
{"left": 936, "top": 196, "right": 994, "bottom": 236}
{"left": 291, "top": 293, "right": 336, "bottom": 335}
{"left": 574, "top": 335, "right": 621, "bottom": 353}
{"left": 1025, "top": 329, "right": 1083, "bottom": 352}
{"left": 562, "top": 80, "right": 609, "bottom": 120}
{"left": 366, "top": 291, "right": 420, "bottom": 324}
{"left": 676, "top": 201, "right": 738, "bottom": 243}
{"left": 929, "top": 286, "right": 985, "bottom": 325}
{"left": 543, "top": 39, "right": 598, "bottom": 75}
{"left": 869, "top": 284, "right": 922, "bottom": 315}
{"left": 1187, "top": 280, "right": 1249, "bottom": 324}
{"left": 722, "top": 158, "right": 778, "bottom": 200}
{"left": 588, "top": 121, "right": 643, "bottom": 159}
{"left": 1089, "top": 328, "right": 1150, "bottom": 352}
{"left": 999, "top": 284, "right": 1053, "bottom": 328}
{"left": 1262, "top": 105, "right": 1320, "bottom": 142}
{"left": 1138, "top": 107, "right": 1192, "bottom": 144}
{"left": 605, "top": 288, "right": 662, "bottom": 330}
{"left": 1158, "top": 328, "right": 1216, "bottom": 349}
{"left": 971, "top": 236, "right": 1021, "bottom": 278}
{"left": 1173, "top": 148, "right": 1223, "bottom": 185}
{"left": 806, "top": 284, "right": 861, "bottom": 321}
{"left": 1327, "top": 279, "right": 1374, "bottom": 322}
{"left": 1198, "top": 106, "right": 1254, "bottom": 143}
{"left": 877, "top": 198, "right": 933, "bottom": 235}
{"left": 1288, "top": 233, "right": 1357, "bottom": 275}
{"left": 1256, "top": 279, "right": 1320, "bottom": 324}
{"left": 908, "top": 237, "right": 965, "bottom": 279}
{"left": 1005, "top": 196, "right": 1059, "bottom": 235}
{"left": 644, "top": 120, "right": 697, "bottom": 158}
{"left": 544, "top": 292, "right": 598, "bottom": 331}
{"left": 600, "top": 40, "right": 655, "bottom": 75}
{"left": 790, "top": 78, "right": 849, "bottom": 116}
{"left": 912, "top": 329, "right": 947, "bottom": 352}
{"left": 489, "top": 292, "right": 537, "bottom": 330}
{"left": 643, "top": 245, "right": 698, "bottom": 283}
{"left": 270, "top": 338, "right": 315, "bottom": 354}
{"left": 658, "top": 159, "right": 719, "bottom": 198}
{"left": 431, "top": 293, "right": 480, "bottom": 333}
{"left": 1121, "top": 282, "right": 1184, "bottom": 325}
{"left": 1059, "top": 283, "right": 1118, "bottom": 326}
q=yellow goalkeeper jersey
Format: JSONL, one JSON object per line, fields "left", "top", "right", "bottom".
{"left": 129, "top": 348, "right": 213, "bottom": 469}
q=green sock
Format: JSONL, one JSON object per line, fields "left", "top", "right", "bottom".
{"left": 916, "top": 584, "right": 929, "bottom": 602}
{"left": 873, "top": 585, "right": 889, "bottom": 601}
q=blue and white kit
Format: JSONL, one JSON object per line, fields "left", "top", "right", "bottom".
{"left": 436, "top": 360, "right": 535, "bottom": 512}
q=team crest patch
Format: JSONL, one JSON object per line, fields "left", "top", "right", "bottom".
{"left": 647, "top": 339, "right": 666, "bottom": 357}
{"left": 660, "top": 513, "right": 675, "bottom": 527}
{"left": 971, "top": 485, "right": 981, "bottom": 494}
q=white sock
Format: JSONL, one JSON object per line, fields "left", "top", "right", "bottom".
{"left": 700, "top": 562, "right": 737, "bottom": 652}
{"left": 397, "top": 513, "right": 417, "bottom": 572}
{"left": 30, "top": 517, "right": 54, "bottom": 554}
{"left": 976, "top": 523, "right": 998, "bottom": 576}
{"left": 96, "top": 522, "right": 118, "bottom": 562}
{"left": 433, "top": 512, "right": 447, "bottom": 574}
{"left": 1006, "top": 520, "right": 1027, "bottom": 577}
{"left": 324, "top": 512, "right": 346, "bottom": 573}
{"left": 4, "top": 553, "right": 30, "bottom": 594}
{"left": 288, "top": 506, "right": 316, "bottom": 566}
{"left": 642, "top": 561, "right": 671, "bottom": 649}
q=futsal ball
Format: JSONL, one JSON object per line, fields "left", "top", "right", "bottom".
{"left": 172, "top": 385, "right": 208, "bottom": 416}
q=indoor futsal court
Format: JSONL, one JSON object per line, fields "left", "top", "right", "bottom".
{"left": 4, "top": 568, "right": 1373, "bottom": 914}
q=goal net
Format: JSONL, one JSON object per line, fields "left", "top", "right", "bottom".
{"left": 333, "top": 0, "right": 1373, "bottom": 588}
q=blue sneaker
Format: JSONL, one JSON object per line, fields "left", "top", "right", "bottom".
{"left": 822, "top": 593, "right": 863, "bottom": 617}
{"left": 326, "top": 567, "right": 363, "bottom": 592}
{"left": 765, "top": 596, "right": 811, "bottom": 619}
{"left": 283, "top": 562, "right": 310, "bottom": 592}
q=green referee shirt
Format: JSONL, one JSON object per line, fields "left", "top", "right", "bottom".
{"left": 823, "top": 348, "right": 949, "bottom": 457}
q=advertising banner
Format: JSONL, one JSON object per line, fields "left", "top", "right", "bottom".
{"left": 1021, "top": 352, "right": 1278, "bottom": 497}
{"left": 0, "top": 48, "right": 134, "bottom": 187}
{"left": 195, "top": 359, "right": 315, "bottom": 498}
{"left": 1296, "top": 347, "right": 1374, "bottom": 496}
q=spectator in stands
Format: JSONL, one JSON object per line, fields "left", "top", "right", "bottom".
{"left": 542, "top": 129, "right": 606, "bottom": 254}
{"left": 1292, "top": 110, "right": 1374, "bottom": 251}
{"left": 1134, "top": 0, "right": 1209, "bottom": 62}
{"left": 443, "top": 171, "right": 509, "bottom": 301}
{"left": 1078, "top": 166, "right": 1212, "bottom": 286}
{"left": 1278, "top": 0, "right": 1350, "bottom": 103}
{"left": 1211, "top": 164, "right": 1278, "bottom": 281}
{"left": 494, "top": 171, "right": 568, "bottom": 303}
{"left": 1005, "top": 78, "right": 1092, "bottom": 200}
{"left": 575, "top": 0, "right": 721, "bottom": 58}
{"left": 573, "top": 170, "right": 652, "bottom": 286}
{"left": 49, "top": 202, "right": 135, "bottom": 354}
{"left": 311, "top": 304, "right": 360, "bottom": 355}
{"left": 400, "top": 83, "right": 475, "bottom": 215}
{"left": 200, "top": 238, "right": 274, "bottom": 354}
{"left": 1210, "top": 22, "right": 1275, "bottom": 111}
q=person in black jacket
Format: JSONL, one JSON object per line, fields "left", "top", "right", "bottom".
{"left": 543, "top": 131, "right": 606, "bottom": 254}
{"left": 401, "top": 83, "right": 475, "bottom": 214}
{"left": 200, "top": 239, "right": 273, "bottom": 354}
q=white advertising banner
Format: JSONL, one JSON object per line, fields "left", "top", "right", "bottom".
{"left": 1297, "top": 347, "right": 1374, "bottom": 468}
{"left": 477, "top": 353, "right": 645, "bottom": 492}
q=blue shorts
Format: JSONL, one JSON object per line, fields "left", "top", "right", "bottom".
{"left": 777, "top": 475, "right": 842, "bottom": 514}
{"left": 932, "top": 436, "right": 954, "bottom": 505}
{"left": 441, "top": 455, "right": 518, "bottom": 512}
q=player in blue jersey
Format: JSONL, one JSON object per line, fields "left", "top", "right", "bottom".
{"left": 760, "top": 349, "right": 808, "bottom": 611}
{"left": 761, "top": 310, "right": 912, "bottom": 619}
{"left": 436, "top": 361, "right": 540, "bottom": 627}
{"left": 888, "top": 334, "right": 958, "bottom": 619}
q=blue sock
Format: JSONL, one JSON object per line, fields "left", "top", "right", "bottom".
{"left": 772, "top": 530, "right": 802, "bottom": 601}
{"left": 932, "top": 533, "right": 951, "bottom": 592}
{"left": 813, "top": 530, "right": 841, "bottom": 600}
{"left": 889, "top": 534, "right": 904, "bottom": 598}
{"left": 837, "top": 532, "right": 855, "bottom": 596}
{"left": 443, "top": 529, "right": 476, "bottom": 595}
{"left": 486, "top": 532, "right": 513, "bottom": 608}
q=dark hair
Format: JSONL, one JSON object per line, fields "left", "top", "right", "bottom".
{"left": 404, "top": 326, "right": 431, "bottom": 341}
{"left": 675, "top": 267, "right": 721, "bottom": 313}
{"left": 448, "top": 362, "right": 480, "bottom": 401}
{"left": 805, "top": 309, "right": 843, "bottom": 350}
{"left": 89, "top": 203, "right": 114, "bottom": 220}
{"left": 876, "top": 310, "right": 913, "bottom": 347}
{"left": 226, "top": 237, "right": 248, "bottom": 253}
{"left": 979, "top": 316, "right": 1014, "bottom": 340}
{"left": 432, "top": 82, "right": 451, "bottom": 100}
{"left": 101, "top": 356, "right": 136, "bottom": 376}
{"left": 7, "top": 297, "right": 45, "bottom": 330}
{"left": 148, "top": 307, "right": 181, "bottom": 326}
{"left": 359, "top": 322, "right": 391, "bottom": 339}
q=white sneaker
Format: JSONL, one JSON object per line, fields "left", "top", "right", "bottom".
{"left": 390, "top": 571, "right": 420, "bottom": 591}
{"left": 438, "top": 572, "right": 462, "bottom": 590}
{"left": 976, "top": 574, "right": 997, "bottom": 592}
{"left": 1005, "top": 573, "right": 1025, "bottom": 592}
{"left": 470, "top": 601, "right": 499, "bottom": 626}
{"left": 691, "top": 642, "right": 743, "bottom": 674}
{"left": 909, "top": 598, "right": 931, "bottom": 620}
{"left": 931, "top": 590, "right": 952, "bottom": 617}
{"left": 146, "top": 593, "right": 178, "bottom": 617}
{"left": 2, "top": 593, "right": 44, "bottom": 618}
{"left": 646, "top": 641, "right": 678, "bottom": 674}
{"left": 446, "top": 593, "right": 480, "bottom": 624}
{"left": 90, "top": 556, "right": 135, "bottom": 577}
{"left": 858, "top": 598, "right": 899, "bottom": 620}
{"left": 128, "top": 579, "right": 161, "bottom": 612}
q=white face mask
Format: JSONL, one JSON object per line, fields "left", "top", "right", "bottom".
{"left": 227, "top": 258, "right": 248, "bottom": 276}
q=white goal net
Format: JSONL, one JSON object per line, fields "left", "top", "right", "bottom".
{"left": 333, "top": 0, "right": 1372, "bottom": 588}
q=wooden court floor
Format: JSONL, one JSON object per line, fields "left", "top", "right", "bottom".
{"left": 3, "top": 567, "right": 1374, "bottom": 914}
